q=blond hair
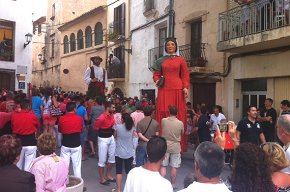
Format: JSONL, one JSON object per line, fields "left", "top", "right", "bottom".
{"left": 37, "top": 134, "right": 57, "bottom": 155}
{"left": 261, "top": 142, "right": 290, "bottom": 172}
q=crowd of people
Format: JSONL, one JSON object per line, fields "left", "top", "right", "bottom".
{"left": 1, "top": 86, "right": 290, "bottom": 192}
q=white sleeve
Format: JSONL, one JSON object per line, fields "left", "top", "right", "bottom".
{"left": 104, "top": 69, "right": 108, "bottom": 88}
{"left": 84, "top": 67, "right": 91, "bottom": 85}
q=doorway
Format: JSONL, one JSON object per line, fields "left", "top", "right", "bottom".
{"left": 192, "top": 83, "right": 216, "bottom": 112}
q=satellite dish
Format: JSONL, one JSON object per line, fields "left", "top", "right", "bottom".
{"left": 63, "top": 69, "right": 69, "bottom": 74}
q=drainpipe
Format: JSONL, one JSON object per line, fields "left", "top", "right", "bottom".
{"left": 168, "top": 0, "right": 175, "bottom": 37}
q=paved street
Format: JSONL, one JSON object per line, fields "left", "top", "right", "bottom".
{"left": 66, "top": 145, "right": 231, "bottom": 192}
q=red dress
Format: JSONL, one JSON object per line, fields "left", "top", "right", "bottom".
{"left": 153, "top": 56, "right": 190, "bottom": 152}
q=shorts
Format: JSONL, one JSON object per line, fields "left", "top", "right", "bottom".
{"left": 115, "top": 156, "right": 133, "bottom": 174}
{"left": 98, "top": 136, "right": 115, "bottom": 167}
{"left": 87, "top": 125, "right": 98, "bottom": 143}
{"left": 162, "top": 153, "right": 181, "bottom": 168}
{"left": 80, "top": 126, "right": 87, "bottom": 146}
{"left": 43, "top": 114, "right": 57, "bottom": 125}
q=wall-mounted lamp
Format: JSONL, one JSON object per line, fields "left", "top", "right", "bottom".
{"left": 24, "top": 33, "right": 32, "bottom": 48}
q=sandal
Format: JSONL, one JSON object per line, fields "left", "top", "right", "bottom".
{"left": 100, "top": 180, "right": 110, "bottom": 185}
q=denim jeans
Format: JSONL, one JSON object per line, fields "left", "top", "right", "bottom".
{"left": 136, "top": 145, "right": 147, "bottom": 167}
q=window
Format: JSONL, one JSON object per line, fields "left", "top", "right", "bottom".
{"left": 51, "top": 3, "right": 55, "bottom": 20}
{"left": 95, "top": 22, "right": 103, "bottom": 45}
{"left": 114, "top": 3, "right": 126, "bottom": 36}
{"left": 63, "top": 35, "right": 69, "bottom": 54}
{"left": 51, "top": 38, "right": 55, "bottom": 58}
{"left": 144, "top": 0, "right": 154, "bottom": 12}
{"left": 0, "top": 20, "right": 15, "bottom": 62}
{"left": 77, "top": 30, "right": 84, "bottom": 50}
{"left": 85, "top": 26, "right": 92, "bottom": 48}
{"left": 158, "top": 27, "right": 167, "bottom": 57}
{"left": 191, "top": 20, "right": 202, "bottom": 60}
{"left": 70, "top": 33, "right": 76, "bottom": 52}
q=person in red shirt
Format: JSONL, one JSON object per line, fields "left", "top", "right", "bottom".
{"left": 0, "top": 91, "right": 16, "bottom": 112}
{"left": 94, "top": 102, "right": 116, "bottom": 185}
{"left": 11, "top": 99, "right": 40, "bottom": 171}
{"left": 58, "top": 102, "right": 82, "bottom": 179}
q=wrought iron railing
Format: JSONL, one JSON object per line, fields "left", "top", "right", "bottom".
{"left": 218, "top": 0, "right": 290, "bottom": 42}
{"left": 108, "top": 20, "right": 125, "bottom": 41}
{"left": 107, "top": 62, "right": 125, "bottom": 79}
{"left": 148, "top": 43, "right": 207, "bottom": 69}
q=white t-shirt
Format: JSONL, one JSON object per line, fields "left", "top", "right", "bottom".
{"left": 178, "top": 181, "right": 231, "bottom": 192}
{"left": 282, "top": 145, "right": 290, "bottom": 174}
{"left": 210, "top": 113, "right": 226, "bottom": 131}
{"left": 123, "top": 167, "right": 173, "bottom": 192}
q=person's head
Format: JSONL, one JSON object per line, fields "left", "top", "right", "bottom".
{"left": 194, "top": 141, "right": 225, "bottom": 180}
{"left": 247, "top": 105, "right": 257, "bottom": 119}
{"left": 66, "top": 102, "right": 76, "bottom": 113}
{"left": 165, "top": 37, "right": 178, "bottom": 54}
{"left": 281, "top": 100, "right": 290, "bottom": 111}
{"left": 0, "top": 135, "right": 22, "bottom": 166}
{"left": 135, "top": 102, "right": 143, "bottom": 111}
{"left": 146, "top": 136, "right": 167, "bottom": 163}
{"left": 168, "top": 105, "right": 178, "bottom": 116}
{"left": 143, "top": 106, "right": 153, "bottom": 116}
{"left": 264, "top": 98, "right": 273, "bottom": 108}
{"left": 74, "top": 95, "right": 81, "bottom": 103}
{"left": 105, "top": 102, "right": 115, "bottom": 114}
{"left": 200, "top": 106, "right": 207, "bottom": 115}
{"left": 6, "top": 91, "right": 14, "bottom": 99}
{"left": 128, "top": 98, "right": 134, "bottom": 106}
{"left": 91, "top": 56, "right": 103, "bottom": 66}
{"left": 186, "top": 102, "right": 192, "bottom": 109}
{"left": 260, "top": 142, "right": 290, "bottom": 172}
{"left": 213, "top": 106, "right": 220, "bottom": 116}
{"left": 37, "top": 134, "right": 57, "bottom": 155}
{"left": 32, "top": 88, "right": 39, "bottom": 96}
{"left": 109, "top": 53, "right": 113, "bottom": 59}
{"left": 277, "top": 114, "right": 290, "bottom": 144}
{"left": 95, "top": 96, "right": 103, "bottom": 106}
{"left": 20, "top": 99, "right": 31, "bottom": 110}
{"left": 122, "top": 113, "right": 134, "bottom": 131}
{"left": 231, "top": 143, "right": 275, "bottom": 192}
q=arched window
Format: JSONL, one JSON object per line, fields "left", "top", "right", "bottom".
{"left": 63, "top": 35, "right": 69, "bottom": 54}
{"left": 85, "top": 26, "right": 92, "bottom": 48}
{"left": 95, "top": 22, "right": 103, "bottom": 45}
{"left": 70, "top": 33, "right": 76, "bottom": 52}
{"left": 77, "top": 30, "right": 84, "bottom": 50}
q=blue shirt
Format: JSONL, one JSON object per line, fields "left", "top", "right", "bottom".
{"left": 32, "top": 96, "right": 43, "bottom": 119}
{"left": 76, "top": 104, "right": 87, "bottom": 126}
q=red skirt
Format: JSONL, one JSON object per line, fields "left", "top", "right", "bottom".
{"left": 155, "top": 89, "right": 188, "bottom": 152}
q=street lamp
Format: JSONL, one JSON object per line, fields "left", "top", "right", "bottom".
{"left": 24, "top": 33, "right": 32, "bottom": 48}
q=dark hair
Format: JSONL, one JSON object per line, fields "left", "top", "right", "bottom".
{"left": 281, "top": 100, "right": 290, "bottom": 107}
{"left": 247, "top": 105, "right": 257, "bottom": 112}
{"left": 265, "top": 98, "right": 273, "bottom": 104}
{"left": 66, "top": 102, "right": 76, "bottom": 112}
{"left": 122, "top": 113, "right": 134, "bottom": 131}
{"left": 165, "top": 37, "right": 178, "bottom": 53}
{"left": 37, "top": 134, "right": 57, "bottom": 155}
{"left": 135, "top": 102, "right": 143, "bottom": 111}
{"left": 95, "top": 96, "right": 103, "bottom": 105}
{"left": 143, "top": 106, "right": 153, "bottom": 116}
{"left": 115, "top": 105, "right": 123, "bottom": 113}
{"left": 146, "top": 136, "right": 167, "bottom": 163}
{"left": 104, "top": 101, "right": 114, "bottom": 109}
{"left": 32, "top": 88, "right": 39, "bottom": 96}
{"left": 194, "top": 141, "right": 225, "bottom": 179}
{"left": 169, "top": 105, "right": 178, "bottom": 116}
{"left": 200, "top": 106, "right": 207, "bottom": 115}
{"left": 0, "top": 135, "right": 22, "bottom": 166}
{"left": 230, "top": 143, "right": 275, "bottom": 192}
{"left": 20, "top": 99, "right": 30, "bottom": 109}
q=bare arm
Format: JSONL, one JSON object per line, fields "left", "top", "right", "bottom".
{"left": 260, "top": 133, "right": 266, "bottom": 144}
{"left": 138, "top": 132, "right": 149, "bottom": 142}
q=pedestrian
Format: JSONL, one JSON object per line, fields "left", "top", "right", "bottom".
{"left": 11, "top": 99, "right": 40, "bottom": 171}
{"left": 236, "top": 105, "right": 266, "bottom": 145}
{"left": 136, "top": 106, "right": 159, "bottom": 167}
{"left": 94, "top": 102, "right": 116, "bottom": 185}
{"left": 279, "top": 100, "right": 290, "bottom": 115}
{"left": 58, "top": 102, "right": 82, "bottom": 178}
{"left": 210, "top": 105, "right": 226, "bottom": 133}
{"left": 113, "top": 113, "right": 135, "bottom": 192}
{"left": 160, "top": 105, "right": 184, "bottom": 189}
{"left": 123, "top": 136, "right": 173, "bottom": 192}
{"left": 197, "top": 107, "right": 211, "bottom": 143}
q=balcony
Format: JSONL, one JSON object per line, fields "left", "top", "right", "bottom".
{"left": 108, "top": 20, "right": 125, "bottom": 42}
{"left": 218, "top": 0, "right": 290, "bottom": 53}
{"left": 148, "top": 43, "right": 213, "bottom": 74}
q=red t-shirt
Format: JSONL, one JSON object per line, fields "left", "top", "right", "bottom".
{"left": 11, "top": 110, "right": 40, "bottom": 135}
{"left": 58, "top": 113, "right": 82, "bottom": 134}
{"left": 94, "top": 112, "right": 115, "bottom": 130}
{"left": 0, "top": 112, "right": 12, "bottom": 129}
{"left": 214, "top": 132, "right": 234, "bottom": 150}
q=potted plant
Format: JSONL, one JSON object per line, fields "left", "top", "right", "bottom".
{"left": 66, "top": 176, "right": 84, "bottom": 192}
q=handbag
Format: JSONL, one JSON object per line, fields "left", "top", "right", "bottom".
{"left": 50, "top": 104, "right": 63, "bottom": 117}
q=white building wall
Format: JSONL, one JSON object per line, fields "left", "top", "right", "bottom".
{"left": 0, "top": 0, "right": 44, "bottom": 93}
{"left": 129, "top": 0, "right": 169, "bottom": 97}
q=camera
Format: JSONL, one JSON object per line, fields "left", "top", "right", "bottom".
{"left": 219, "top": 123, "right": 228, "bottom": 132}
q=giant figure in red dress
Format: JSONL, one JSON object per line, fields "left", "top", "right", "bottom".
{"left": 152, "top": 37, "right": 190, "bottom": 152}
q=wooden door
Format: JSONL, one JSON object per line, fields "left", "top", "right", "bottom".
{"left": 192, "top": 83, "right": 216, "bottom": 113}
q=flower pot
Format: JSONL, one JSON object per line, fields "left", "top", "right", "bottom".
{"left": 67, "top": 176, "right": 84, "bottom": 192}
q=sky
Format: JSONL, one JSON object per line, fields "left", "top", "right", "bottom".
{"left": 31, "top": 0, "right": 47, "bottom": 21}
